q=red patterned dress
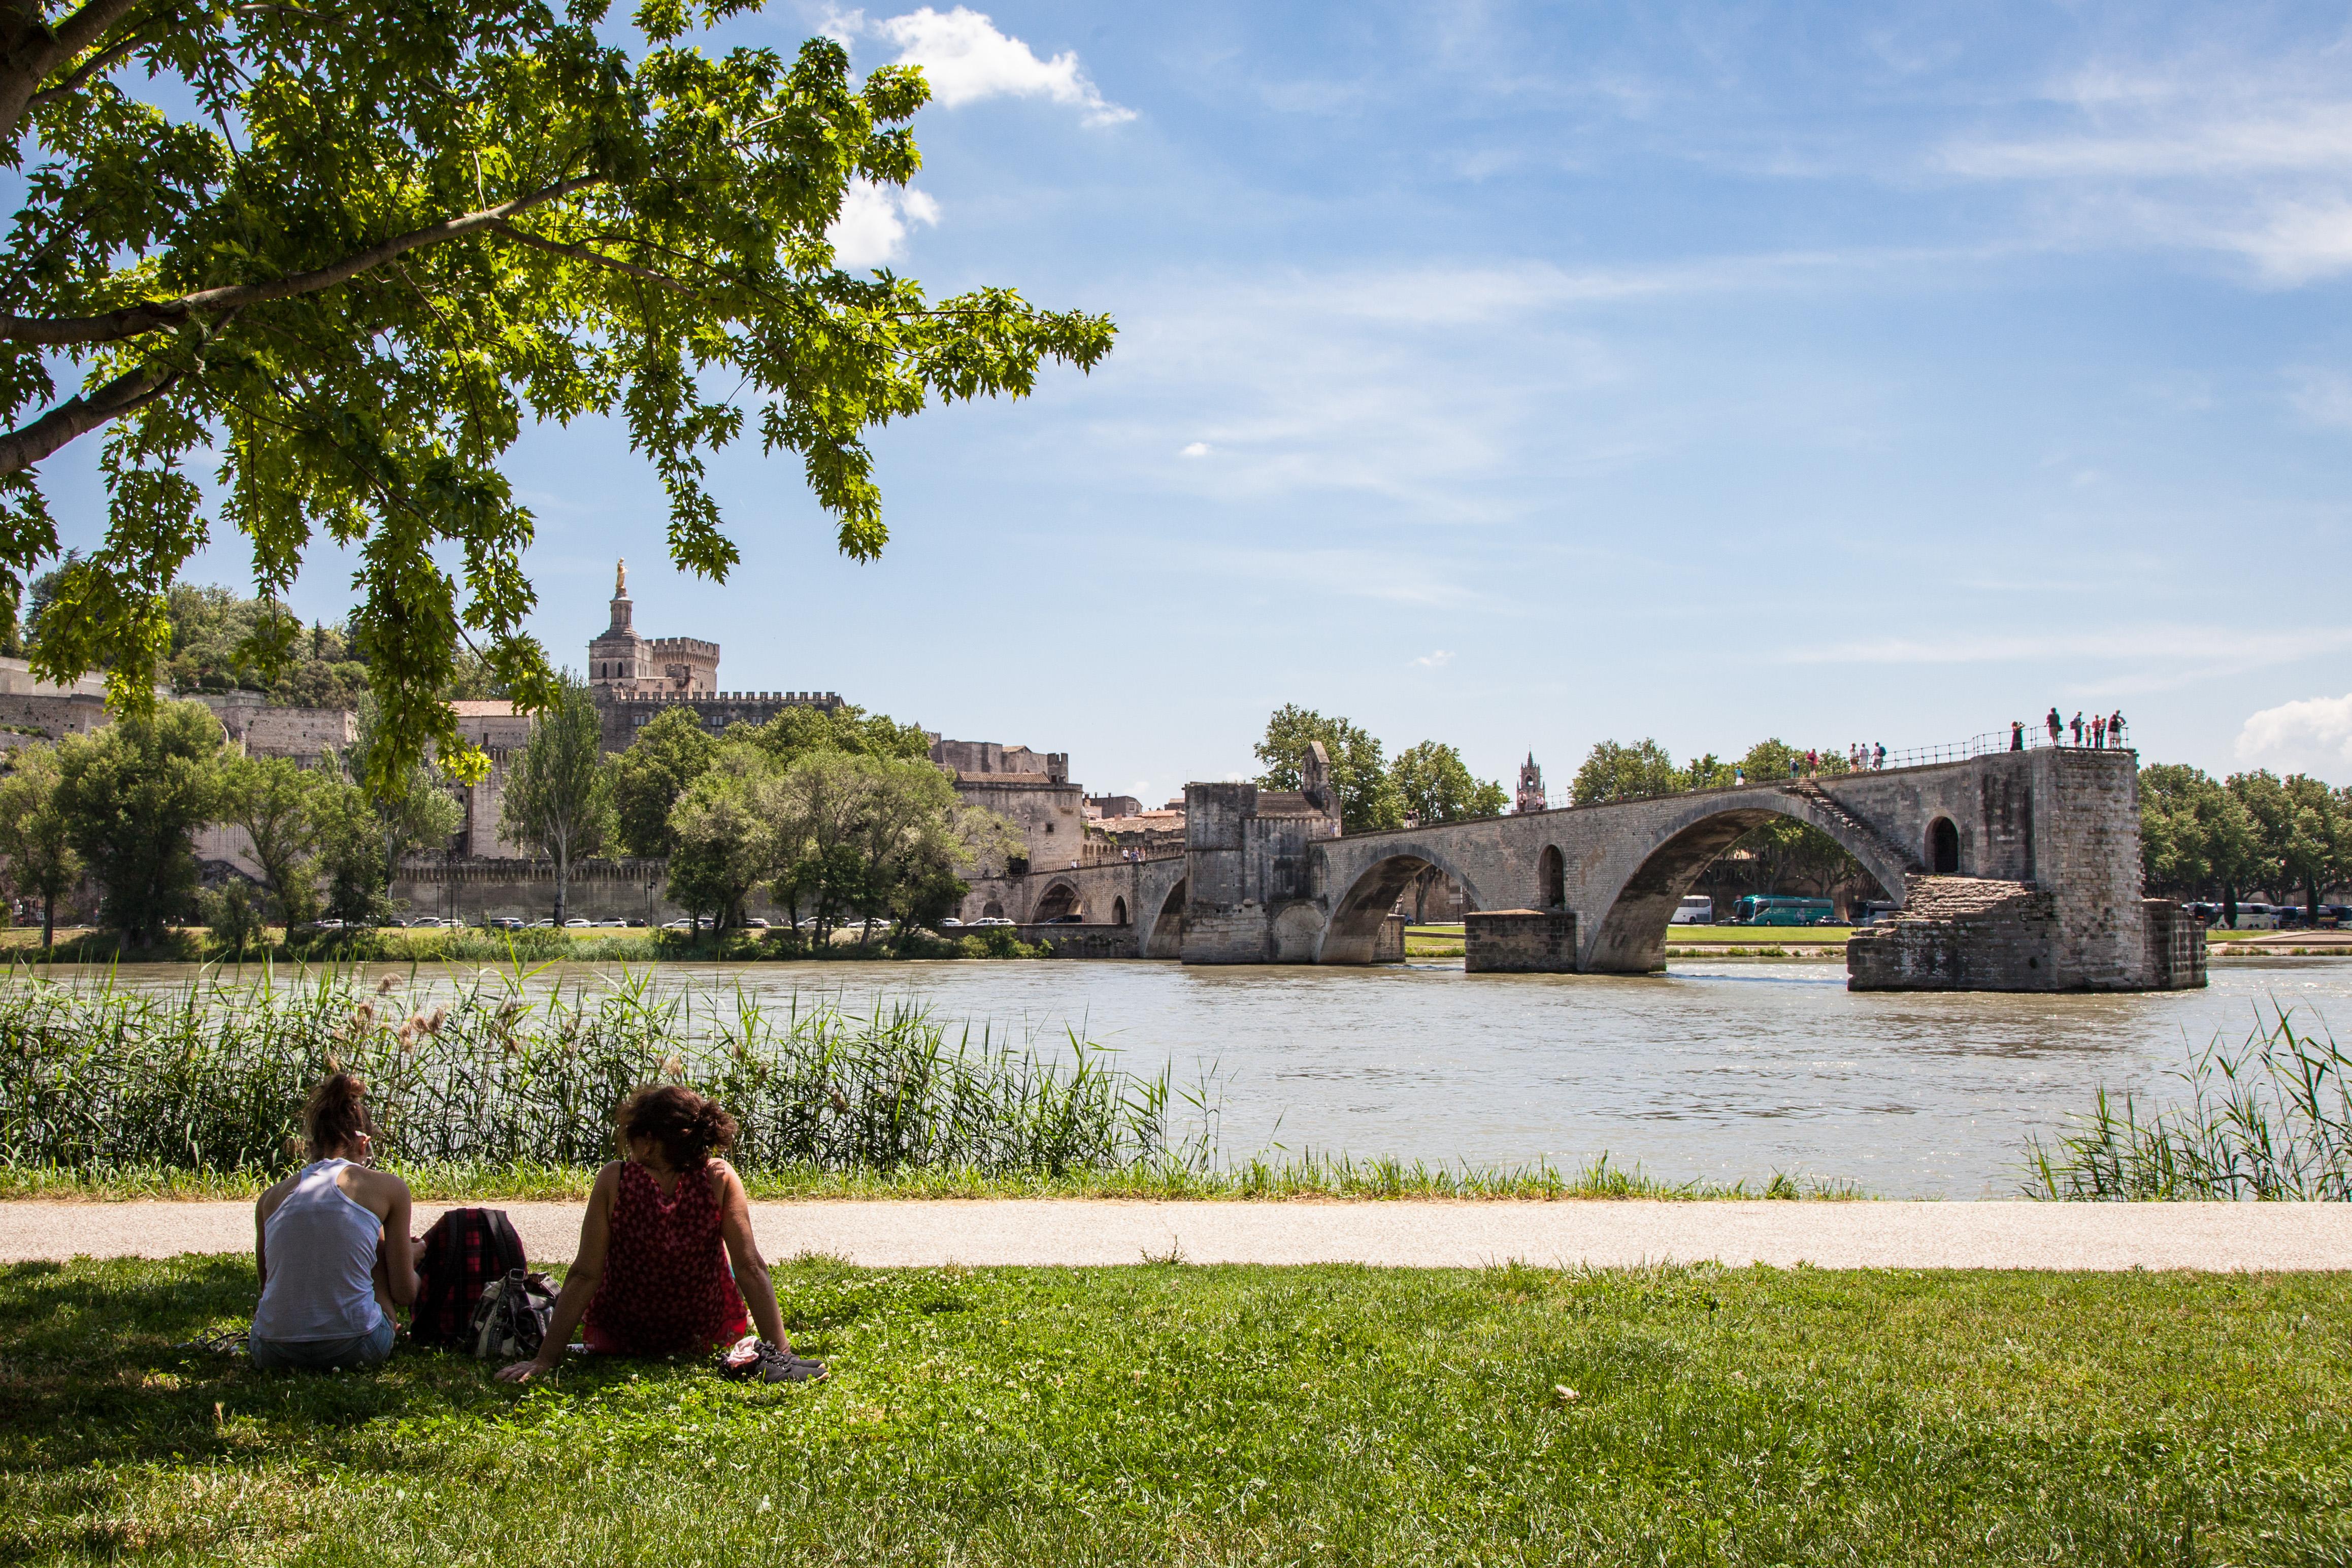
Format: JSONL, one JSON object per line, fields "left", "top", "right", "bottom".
{"left": 581, "top": 1159, "right": 750, "bottom": 1356}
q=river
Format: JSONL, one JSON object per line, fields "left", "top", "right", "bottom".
{"left": 41, "top": 952, "right": 2347, "bottom": 1198}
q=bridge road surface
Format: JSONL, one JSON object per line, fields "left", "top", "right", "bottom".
{"left": 4, "top": 1200, "right": 2350, "bottom": 1272}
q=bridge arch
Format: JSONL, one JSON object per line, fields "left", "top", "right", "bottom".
{"left": 1034, "top": 881, "right": 1081, "bottom": 923}
{"left": 1111, "top": 896, "right": 1129, "bottom": 925}
{"left": 1315, "top": 844, "right": 1489, "bottom": 964}
{"left": 1144, "top": 878, "right": 1186, "bottom": 958}
{"left": 1582, "top": 793, "right": 1911, "bottom": 974}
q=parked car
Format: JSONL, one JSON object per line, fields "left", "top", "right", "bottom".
{"left": 937, "top": 917, "right": 963, "bottom": 927}
{"left": 971, "top": 916, "right": 1016, "bottom": 928}
{"left": 488, "top": 917, "right": 523, "bottom": 930}
{"left": 660, "top": 917, "right": 703, "bottom": 931}
{"left": 741, "top": 917, "right": 771, "bottom": 929}
{"left": 1042, "top": 913, "right": 1085, "bottom": 925}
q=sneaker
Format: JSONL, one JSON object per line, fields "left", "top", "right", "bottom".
{"left": 719, "top": 1336, "right": 828, "bottom": 1384}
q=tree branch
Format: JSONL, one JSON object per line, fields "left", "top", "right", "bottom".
{"left": 25, "top": 26, "right": 142, "bottom": 107}
{"left": 0, "top": 356, "right": 179, "bottom": 476}
{"left": 3, "top": 175, "right": 608, "bottom": 346}
{"left": 0, "top": 0, "right": 145, "bottom": 141}
{"left": 489, "top": 221, "right": 699, "bottom": 297}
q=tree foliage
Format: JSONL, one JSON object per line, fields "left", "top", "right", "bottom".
{"left": 0, "top": 7, "right": 1113, "bottom": 792}
{"left": 498, "top": 670, "right": 610, "bottom": 922}
{"left": 1571, "top": 739, "right": 1683, "bottom": 806}
{"left": 1389, "top": 740, "right": 1507, "bottom": 824}
{"left": 52, "top": 697, "right": 224, "bottom": 942}
{"left": 609, "top": 704, "right": 720, "bottom": 859}
{"left": 218, "top": 751, "right": 323, "bottom": 923}
{"left": 0, "top": 743, "right": 81, "bottom": 944}
{"left": 1254, "top": 705, "right": 1401, "bottom": 832}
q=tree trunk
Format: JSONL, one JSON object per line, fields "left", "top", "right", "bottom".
{"left": 2308, "top": 874, "right": 2321, "bottom": 925}
{"left": 552, "top": 840, "right": 569, "bottom": 926}
{"left": 40, "top": 891, "right": 53, "bottom": 949}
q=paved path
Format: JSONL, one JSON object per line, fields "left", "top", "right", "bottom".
{"left": 4, "top": 1199, "right": 2350, "bottom": 1271}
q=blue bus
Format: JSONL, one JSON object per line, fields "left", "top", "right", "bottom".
{"left": 1730, "top": 895, "right": 1838, "bottom": 927}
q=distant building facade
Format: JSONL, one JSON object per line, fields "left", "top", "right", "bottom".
{"left": 586, "top": 558, "right": 840, "bottom": 751}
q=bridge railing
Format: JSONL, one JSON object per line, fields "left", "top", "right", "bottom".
{"left": 1527, "top": 727, "right": 2139, "bottom": 812}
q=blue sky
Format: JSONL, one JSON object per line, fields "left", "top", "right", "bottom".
{"left": 42, "top": 1, "right": 2352, "bottom": 804}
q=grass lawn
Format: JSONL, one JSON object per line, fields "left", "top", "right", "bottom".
{"left": 2, "top": 1255, "right": 2345, "bottom": 1565}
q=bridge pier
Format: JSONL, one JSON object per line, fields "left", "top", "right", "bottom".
{"left": 1464, "top": 910, "right": 1578, "bottom": 973}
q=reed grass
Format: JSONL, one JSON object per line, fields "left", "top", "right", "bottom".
{"left": 0, "top": 1150, "right": 1851, "bottom": 1202}
{"left": 0, "top": 961, "right": 1180, "bottom": 1181}
{"left": 2027, "top": 1003, "right": 2352, "bottom": 1200}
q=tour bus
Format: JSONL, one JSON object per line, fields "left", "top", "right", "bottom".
{"left": 1730, "top": 895, "right": 1839, "bottom": 927}
{"left": 1670, "top": 895, "right": 1714, "bottom": 924}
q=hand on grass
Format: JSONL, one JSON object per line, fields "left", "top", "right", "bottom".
{"left": 495, "top": 1358, "right": 556, "bottom": 1384}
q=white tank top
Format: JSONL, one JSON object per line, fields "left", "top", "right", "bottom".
{"left": 252, "top": 1159, "right": 386, "bottom": 1342}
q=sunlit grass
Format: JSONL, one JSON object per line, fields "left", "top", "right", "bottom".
{"left": 2, "top": 1254, "right": 2346, "bottom": 1565}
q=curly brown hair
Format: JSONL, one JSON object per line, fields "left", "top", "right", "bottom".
{"left": 302, "top": 1072, "right": 375, "bottom": 1160}
{"left": 614, "top": 1083, "right": 738, "bottom": 1170}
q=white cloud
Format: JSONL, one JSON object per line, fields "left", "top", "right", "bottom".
{"left": 2287, "top": 368, "right": 2352, "bottom": 430}
{"left": 869, "top": 7, "right": 1134, "bottom": 126}
{"left": 1179, "top": 441, "right": 1210, "bottom": 458}
{"left": 2236, "top": 692, "right": 2352, "bottom": 772}
{"left": 826, "top": 178, "right": 939, "bottom": 269}
{"left": 1413, "top": 649, "right": 1453, "bottom": 668}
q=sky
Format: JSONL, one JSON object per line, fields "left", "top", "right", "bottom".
{"left": 37, "top": 1, "right": 2352, "bottom": 806}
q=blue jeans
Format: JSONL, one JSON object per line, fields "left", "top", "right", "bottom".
{"left": 250, "top": 1315, "right": 396, "bottom": 1370}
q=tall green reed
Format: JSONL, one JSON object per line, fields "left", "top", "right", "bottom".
{"left": 0, "top": 961, "right": 1188, "bottom": 1179}
{"left": 2027, "top": 1003, "right": 2352, "bottom": 1200}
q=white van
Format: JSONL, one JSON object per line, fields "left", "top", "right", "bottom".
{"left": 1670, "top": 895, "right": 1714, "bottom": 925}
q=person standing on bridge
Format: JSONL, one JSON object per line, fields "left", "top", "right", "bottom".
{"left": 2091, "top": 714, "right": 2105, "bottom": 749}
{"left": 1875, "top": 743, "right": 1886, "bottom": 770}
{"left": 2110, "top": 710, "right": 2126, "bottom": 747}
{"left": 2068, "top": 712, "right": 2082, "bottom": 746}
{"left": 2011, "top": 721, "right": 2025, "bottom": 751}
{"left": 1733, "top": 764, "right": 1745, "bottom": 786}
{"left": 2047, "top": 708, "right": 2063, "bottom": 746}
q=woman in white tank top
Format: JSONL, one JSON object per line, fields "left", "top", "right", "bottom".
{"left": 251, "top": 1073, "right": 419, "bottom": 1370}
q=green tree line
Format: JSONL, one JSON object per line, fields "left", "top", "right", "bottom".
{"left": 2141, "top": 764, "right": 2352, "bottom": 923}
{"left": 0, "top": 695, "right": 460, "bottom": 948}
{"left": 4, "top": 571, "right": 501, "bottom": 711}
{"left": 0, "top": 674, "right": 1011, "bottom": 948}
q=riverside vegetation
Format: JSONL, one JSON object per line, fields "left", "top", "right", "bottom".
{"left": 0, "top": 964, "right": 1835, "bottom": 1202}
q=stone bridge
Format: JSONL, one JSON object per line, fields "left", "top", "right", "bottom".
{"left": 969, "top": 744, "right": 2203, "bottom": 991}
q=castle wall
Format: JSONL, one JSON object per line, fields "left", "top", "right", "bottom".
{"left": 598, "top": 690, "right": 841, "bottom": 753}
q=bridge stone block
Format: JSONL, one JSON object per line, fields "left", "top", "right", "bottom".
{"left": 1464, "top": 909, "right": 1578, "bottom": 973}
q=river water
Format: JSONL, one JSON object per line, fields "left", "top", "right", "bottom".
{"left": 35, "top": 955, "right": 2348, "bottom": 1197}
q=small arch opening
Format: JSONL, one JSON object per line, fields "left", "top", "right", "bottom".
{"left": 981, "top": 900, "right": 1006, "bottom": 919}
{"left": 1538, "top": 845, "right": 1565, "bottom": 908}
{"left": 1928, "top": 817, "right": 1960, "bottom": 875}
{"left": 1034, "top": 883, "right": 1081, "bottom": 923}
{"left": 1111, "top": 896, "right": 1129, "bottom": 925}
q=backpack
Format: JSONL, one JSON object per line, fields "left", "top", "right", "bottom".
{"left": 410, "top": 1208, "right": 526, "bottom": 1348}
{"left": 470, "top": 1267, "right": 559, "bottom": 1362}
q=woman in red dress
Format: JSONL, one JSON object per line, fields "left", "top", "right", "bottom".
{"left": 496, "top": 1084, "right": 824, "bottom": 1383}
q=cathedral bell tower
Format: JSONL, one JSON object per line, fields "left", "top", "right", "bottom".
{"left": 588, "top": 558, "right": 649, "bottom": 693}
{"left": 1515, "top": 753, "right": 1545, "bottom": 815}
